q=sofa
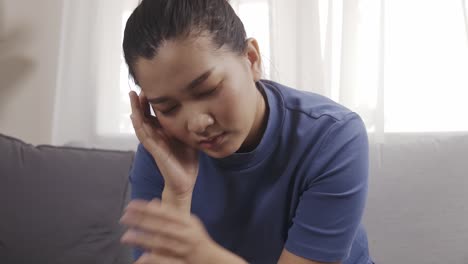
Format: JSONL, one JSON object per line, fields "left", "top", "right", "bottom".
{"left": 0, "top": 133, "right": 134, "bottom": 264}
{"left": 363, "top": 133, "right": 468, "bottom": 264}
{"left": 1, "top": 132, "right": 467, "bottom": 264}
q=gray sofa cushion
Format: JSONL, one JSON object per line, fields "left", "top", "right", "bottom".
{"left": 0, "top": 134, "right": 134, "bottom": 264}
{"left": 363, "top": 133, "right": 468, "bottom": 263}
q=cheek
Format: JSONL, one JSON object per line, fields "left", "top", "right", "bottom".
{"left": 151, "top": 106, "right": 180, "bottom": 135}
{"left": 214, "top": 85, "right": 255, "bottom": 128}
{"left": 158, "top": 118, "right": 186, "bottom": 139}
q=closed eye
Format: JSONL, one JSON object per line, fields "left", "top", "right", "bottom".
{"left": 159, "top": 105, "right": 179, "bottom": 115}
{"left": 196, "top": 87, "right": 218, "bottom": 98}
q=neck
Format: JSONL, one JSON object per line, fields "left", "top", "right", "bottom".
{"left": 237, "top": 84, "right": 268, "bottom": 153}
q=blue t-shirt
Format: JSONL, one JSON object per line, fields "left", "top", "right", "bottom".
{"left": 129, "top": 80, "right": 373, "bottom": 264}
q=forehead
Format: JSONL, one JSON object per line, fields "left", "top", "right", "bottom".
{"left": 134, "top": 36, "right": 224, "bottom": 95}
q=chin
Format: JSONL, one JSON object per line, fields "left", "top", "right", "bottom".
{"left": 201, "top": 138, "right": 242, "bottom": 159}
{"left": 203, "top": 150, "right": 231, "bottom": 159}
{"left": 202, "top": 146, "right": 236, "bottom": 159}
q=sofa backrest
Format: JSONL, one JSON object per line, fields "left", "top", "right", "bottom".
{"left": 0, "top": 133, "right": 135, "bottom": 264}
{"left": 363, "top": 133, "right": 468, "bottom": 263}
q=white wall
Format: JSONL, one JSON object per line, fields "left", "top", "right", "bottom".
{"left": 0, "top": 0, "right": 63, "bottom": 145}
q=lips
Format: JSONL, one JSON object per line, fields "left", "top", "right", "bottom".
{"left": 199, "top": 132, "right": 226, "bottom": 149}
{"left": 199, "top": 132, "right": 224, "bottom": 144}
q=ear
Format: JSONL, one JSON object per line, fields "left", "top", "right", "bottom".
{"left": 245, "top": 38, "right": 262, "bottom": 82}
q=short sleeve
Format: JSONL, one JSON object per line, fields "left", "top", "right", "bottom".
{"left": 129, "top": 143, "right": 165, "bottom": 260}
{"left": 284, "top": 113, "right": 369, "bottom": 262}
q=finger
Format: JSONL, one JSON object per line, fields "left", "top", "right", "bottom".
{"left": 129, "top": 92, "right": 154, "bottom": 133}
{"left": 138, "top": 91, "right": 163, "bottom": 129}
{"left": 139, "top": 93, "right": 162, "bottom": 129}
{"left": 120, "top": 209, "right": 186, "bottom": 240}
{"left": 124, "top": 199, "right": 150, "bottom": 209}
{"left": 129, "top": 90, "right": 142, "bottom": 116}
{"left": 140, "top": 121, "right": 167, "bottom": 158}
{"left": 121, "top": 202, "right": 190, "bottom": 240}
{"left": 125, "top": 199, "right": 189, "bottom": 225}
{"left": 138, "top": 91, "right": 151, "bottom": 118}
{"left": 148, "top": 115, "right": 162, "bottom": 129}
{"left": 129, "top": 91, "right": 147, "bottom": 142}
{"left": 135, "top": 252, "right": 185, "bottom": 264}
{"left": 129, "top": 92, "right": 162, "bottom": 154}
{"left": 121, "top": 230, "right": 191, "bottom": 258}
{"left": 142, "top": 121, "right": 164, "bottom": 145}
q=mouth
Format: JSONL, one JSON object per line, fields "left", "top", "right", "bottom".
{"left": 199, "top": 132, "right": 227, "bottom": 149}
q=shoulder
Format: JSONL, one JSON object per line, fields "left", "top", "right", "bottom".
{"left": 131, "top": 143, "right": 162, "bottom": 180}
{"left": 261, "top": 80, "right": 354, "bottom": 122}
{"left": 261, "top": 80, "right": 366, "bottom": 150}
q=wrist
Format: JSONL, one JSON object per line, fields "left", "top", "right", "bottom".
{"left": 161, "top": 187, "right": 193, "bottom": 214}
{"left": 207, "top": 242, "right": 248, "bottom": 264}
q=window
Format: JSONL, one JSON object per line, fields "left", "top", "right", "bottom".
{"left": 384, "top": 0, "right": 468, "bottom": 132}
{"left": 104, "top": 0, "right": 468, "bottom": 138}
{"left": 118, "top": 4, "right": 139, "bottom": 135}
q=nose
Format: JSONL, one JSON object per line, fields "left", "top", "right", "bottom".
{"left": 187, "top": 113, "right": 214, "bottom": 135}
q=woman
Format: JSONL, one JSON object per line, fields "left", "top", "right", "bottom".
{"left": 120, "top": 0, "right": 374, "bottom": 263}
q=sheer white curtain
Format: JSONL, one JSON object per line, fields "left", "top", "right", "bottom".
{"left": 266, "top": 0, "right": 468, "bottom": 142}
{"left": 52, "top": 0, "right": 139, "bottom": 149}
{"left": 263, "top": 0, "right": 386, "bottom": 143}
{"left": 52, "top": 0, "right": 468, "bottom": 149}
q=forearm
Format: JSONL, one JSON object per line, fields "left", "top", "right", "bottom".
{"left": 126, "top": 188, "right": 249, "bottom": 264}
{"left": 161, "top": 187, "right": 193, "bottom": 215}
{"left": 161, "top": 190, "right": 247, "bottom": 264}
{"left": 206, "top": 243, "right": 249, "bottom": 264}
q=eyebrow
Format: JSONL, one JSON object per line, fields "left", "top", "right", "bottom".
{"left": 147, "top": 68, "right": 215, "bottom": 104}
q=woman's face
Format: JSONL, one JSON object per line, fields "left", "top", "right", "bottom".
{"left": 134, "top": 35, "right": 265, "bottom": 158}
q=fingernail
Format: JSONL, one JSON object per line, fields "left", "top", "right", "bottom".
{"left": 122, "top": 230, "right": 137, "bottom": 241}
{"left": 120, "top": 211, "right": 135, "bottom": 224}
{"left": 119, "top": 214, "right": 127, "bottom": 224}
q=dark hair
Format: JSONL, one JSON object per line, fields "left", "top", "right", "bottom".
{"left": 123, "top": 0, "right": 247, "bottom": 83}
